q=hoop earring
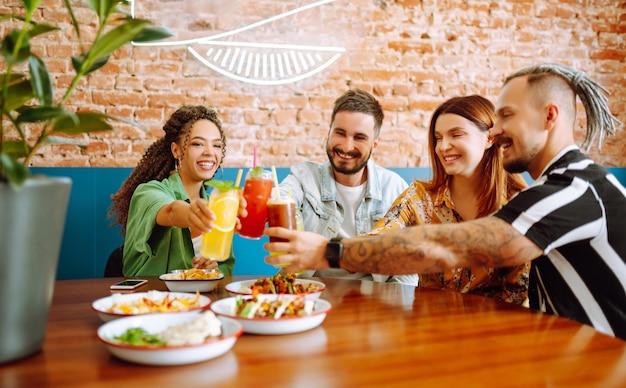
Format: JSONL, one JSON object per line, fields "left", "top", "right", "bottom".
{"left": 175, "top": 158, "right": 180, "bottom": 173}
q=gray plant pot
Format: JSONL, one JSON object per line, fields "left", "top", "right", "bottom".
{"left": 0, "top": 176, "right": 72, "bottom": 364}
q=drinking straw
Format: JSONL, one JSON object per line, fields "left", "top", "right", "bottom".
{"left": 253, "top": 146, "right": 257, "bottom": 168}
{"left": 271, "top": 166, "right": 281, "bottom": 200}
{"left": 235, "top": 168, "right": 243, "bottom": 187}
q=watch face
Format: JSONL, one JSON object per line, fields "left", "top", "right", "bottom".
{"left": 325, "top": 238, "right": 343, "bottom": 268}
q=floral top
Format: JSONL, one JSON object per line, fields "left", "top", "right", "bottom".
{"left": 368, "top": 181, "right": 529, "bottom": 305}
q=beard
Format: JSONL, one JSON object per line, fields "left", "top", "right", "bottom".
{"left": 502, "top": 143, "right": 540, "bottom": 174}
{"left": 504, "top": 159, "right": 528, "bottom": 174}
{"left": 326, "top": 143, "right": 371, "bottom": 175}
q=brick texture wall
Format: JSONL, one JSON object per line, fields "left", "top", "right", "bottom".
{"left": 3, "top": 0, "right": 626, "bottom": 168}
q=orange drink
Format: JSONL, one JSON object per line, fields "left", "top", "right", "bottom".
{"left": 238, "top": 168, "right": 273, "bottom": 239}
{"left": 200, "top": 186, "right": 240, "bottom": 261}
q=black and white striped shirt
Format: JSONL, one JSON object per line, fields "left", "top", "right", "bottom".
{"left": 494, "top": 147, "right": 626, "bottom": 339}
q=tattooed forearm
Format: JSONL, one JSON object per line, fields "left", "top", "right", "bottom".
{"left": 340, "top": 216, "right": 542, "bottom": 275}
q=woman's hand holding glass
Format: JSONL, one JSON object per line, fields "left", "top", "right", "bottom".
{"left": 188, "top": 198, "right": 215, "bottom": 233}
{"left": 188, "top": 194, "right": 248, "bottom": 234}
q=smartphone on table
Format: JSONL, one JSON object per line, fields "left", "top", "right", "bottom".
{"left": 110, "top": 279, "right": 148, "bottom": 290}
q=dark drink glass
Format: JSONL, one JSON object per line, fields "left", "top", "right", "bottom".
{"left": 267, "top": 196, "right": 297, "bottom": 254}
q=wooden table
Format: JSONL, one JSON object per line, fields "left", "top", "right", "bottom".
{"left": 1, "top": 276, "right": 625, "bottom": 387}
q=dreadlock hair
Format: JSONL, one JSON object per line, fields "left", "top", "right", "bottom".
{"left": 424, "top": 95, "right": 527, "bottom": 218}
{"left": 504, "top": 63, "right": 622, "bottom": 151}
{"left": 109, "top": 105, "right": 226, "bottom": 234}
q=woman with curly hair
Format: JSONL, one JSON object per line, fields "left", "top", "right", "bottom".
{"left": 109, "top": 105, "right": 244, "bottom": 276}
{"left": 368, "top": 95, "right": 530, "bottom": 305}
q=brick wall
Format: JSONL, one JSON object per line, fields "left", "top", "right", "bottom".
{"left": 3, "top": 0, "right": 626, "bottom": 168}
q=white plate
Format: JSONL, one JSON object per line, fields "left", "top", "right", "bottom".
{"left": 92, "top": 290, "right": 211, "bottom": 322}
{"left": 224, "top": 278, "right": 326, "bottom": 300}
{"left": 210, "top": 295, "right": 331, "bottom": 335}
{"left": 159, "top": 271, "right": 224, "bottom": 292}
{"left": 97, "top": 311, "right": 243, "bottom": 366}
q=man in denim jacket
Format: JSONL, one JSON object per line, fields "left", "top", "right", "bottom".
{"left": 279, "top": 89, "right": 417, "bottom": 286}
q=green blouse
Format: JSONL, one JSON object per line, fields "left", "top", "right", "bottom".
{"left": 122, "top": 173, "right": 235, "bottom": 276}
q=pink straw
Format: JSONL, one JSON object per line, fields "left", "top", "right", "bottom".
{"left": 253, "top": 146, "right": 257, "bottom": 168}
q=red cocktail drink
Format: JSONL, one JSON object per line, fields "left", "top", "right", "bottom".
{"left": 238, "top": 169, "right": 273, "bottom": 239}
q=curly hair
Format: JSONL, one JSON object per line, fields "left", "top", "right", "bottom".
{"left": 109, "top": 105, "right": 226, "bottom": 234}
{"left": 424, "top": 95, "right": 527, "bottom": 217}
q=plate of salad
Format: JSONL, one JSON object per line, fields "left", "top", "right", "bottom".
{"left": 97, "top": 311, "right": 243, "bottom": 365}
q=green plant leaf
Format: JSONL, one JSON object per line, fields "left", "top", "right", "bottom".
{"left": 62, "top": 0, "right": 81, "bottom": 42}
{"left": 131, "top": 26, "right": 174, "bottom": 43}
{"left": 0, "top": 73, "right": 28, "bottom": 85}
{"left": 53, "top": 111, "right": 114, "bottom": 134}
{"left": 15, "top": 106, "right": 67, "bottom": 124}
{"left": 0, "top": 0, "right": 171, "bottom": 186}
{"left": 0, "top": 77, "right": 34, "bottom": 111}
{"left": 0, "top": 154, "right": 29, "bottom": 189}
{"left": 46, "top": 135, "right": 87, "bottom": 149}
{"left": 26, "top": 22, "right": 59, "bottom": 39}
{"left": 0, "top": 14, "right": 26, "bottom": 24}
{"left": 2, "top": 141, "right": 30, "bottom": 159}
{"left": 87, "top": 0, "right": 118, "bottom": 24}
{"left": 84, "top": 19, "right": 152, "bottom": 66}
{"left": 71, "top": 53, "right": 110, "bottom": 75}
{"left": 2, "top": 31, "right": 31, "bottom": 66}
{"left": 28, "top": 55, "right": 54, "bottom": 106}
{"left": 22, "top": 0, "right": 43, "bottom": 13}
{"left": 99, "top": 113, "right": 147, "bottom": 131}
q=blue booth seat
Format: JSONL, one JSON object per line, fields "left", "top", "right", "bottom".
{"left": 31, "top": 166, "right": 625, "bottom": 280}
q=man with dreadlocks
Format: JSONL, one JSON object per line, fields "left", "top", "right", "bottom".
{"left": 265, "top": 63, "right": 626, "bottom": 340}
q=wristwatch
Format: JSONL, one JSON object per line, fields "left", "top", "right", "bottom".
{"left": 325, "top": 237, "right": 343, "bottom": 268}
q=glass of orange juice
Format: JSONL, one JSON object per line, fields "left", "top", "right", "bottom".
{"left": 200, "top": 184, "right": 240, "bottom": 261}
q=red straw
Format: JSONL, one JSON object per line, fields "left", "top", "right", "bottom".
{"left": 253, "top": 146, "right": 257, "bottom": 168}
